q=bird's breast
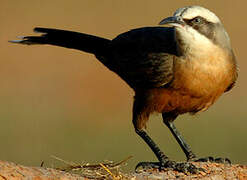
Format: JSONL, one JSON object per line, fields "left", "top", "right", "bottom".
{"left": 172, "top": 48, "right": 235, "bottom": 97}
{"left": 142, "top": 47, "right": 236, "bottom": 115}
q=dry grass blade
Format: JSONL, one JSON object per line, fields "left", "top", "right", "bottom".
{"left": 52, "top": 155, "right": 133, "bottom": 179}
{"left": 51, "top": 155, "right": 78, "bottom": 167}
{"left": 99, "top": 163, "right": 117, "bottom": 180}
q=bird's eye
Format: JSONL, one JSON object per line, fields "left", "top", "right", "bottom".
{"left": 192, "top": 17, "right": 202, "bottom": 24}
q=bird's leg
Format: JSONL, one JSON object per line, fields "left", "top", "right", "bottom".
{"left": 132, "top": 100, "right": 200, "bottom": 173}
{"left": 133, "top": 123, "right": 200, "bottom": 173}
{"left": 134, "top": 129, "right": 168, "bottom": 168}
{"left": 162, "top": 113, "right": 231, "bottom": 164}
{"left": 162, "top": 113, "right": 196, "bottom": 160}
{"left": 135, "top": 128, "right": 168, "bottom": 161}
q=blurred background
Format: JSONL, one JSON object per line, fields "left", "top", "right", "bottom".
{"left": 0, "top": 0, "right": 246, "bottom": 172}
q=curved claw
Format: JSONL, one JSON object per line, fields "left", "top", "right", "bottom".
{"left": 192, "top": 156, "right": 231, "bottom": 164}
{"left": 214, "top": 158, "right": 231, "bottom": 164}
{"left": 135, "top": 161, "right": 204, "bottom": 174}
{"left": 135, "top": 162, "right": 161, "bottom": 172}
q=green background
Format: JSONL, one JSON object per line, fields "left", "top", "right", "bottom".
{"left": 0, "top": 0, "right": 246, "bottom": 171}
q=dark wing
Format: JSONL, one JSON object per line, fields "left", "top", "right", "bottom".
{"left": 102, "top": 27, "right": 178, "bottom": 89}
{"left": 11, "top": 26, "right": 178, "bottom": 89}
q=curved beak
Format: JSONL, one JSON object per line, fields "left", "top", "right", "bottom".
{"left": 159, "top": 16, "right": 185, "bottom": 26}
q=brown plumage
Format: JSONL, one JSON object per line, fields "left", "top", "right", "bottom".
{"left": 134, "top": 48, "right": 237, "bottom": 129}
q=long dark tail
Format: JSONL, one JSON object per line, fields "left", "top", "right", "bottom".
{"left": 10, "top": 27, "right": 111, "bottom": 56}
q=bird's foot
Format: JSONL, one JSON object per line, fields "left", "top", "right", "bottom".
{"left": 135, "top": 160, "right": 204, "bottom": 174}
{"left": 189, "top": 156, "right": 231, "bottom": 164}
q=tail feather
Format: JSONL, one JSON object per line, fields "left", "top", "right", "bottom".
{"left": 10, "top": 27, "right": 111, "bottom": 56}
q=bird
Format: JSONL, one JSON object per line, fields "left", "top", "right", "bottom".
{"left": 10, "top": 5, "right": 238, "bottom": 173}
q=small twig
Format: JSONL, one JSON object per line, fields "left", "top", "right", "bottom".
{"left": 0, "top": 174, "right": 7, "bottom": 180}
{"left": 40, "top": 161, "right": 44, "bottom": 167}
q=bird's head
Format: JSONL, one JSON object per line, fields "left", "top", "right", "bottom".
{"left": 159, "top": 6, "right": 231, "bottom": 55}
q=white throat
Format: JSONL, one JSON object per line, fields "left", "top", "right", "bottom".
{"left": 175, "top": 26, "right": 217, "bottom": 58}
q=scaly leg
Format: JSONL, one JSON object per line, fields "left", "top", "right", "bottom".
{"left": 132, "top": 101, "right": 200, "bottom": 173}
{"left": 162, "top": 113, "right": 231, "bottom": 164}
{"left": 162, "top": 113, "right": 196, "bottom": 160}
{"left": 134, "top": 128, "right": 200, "bottom": 173}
